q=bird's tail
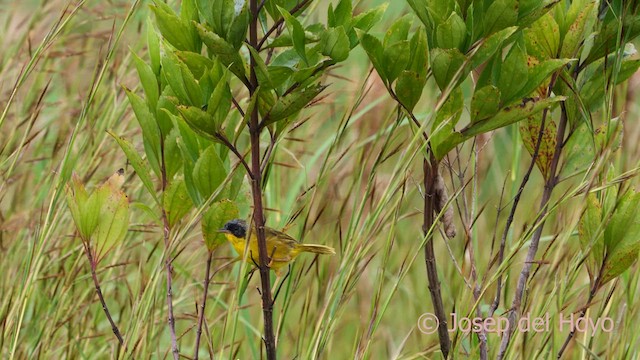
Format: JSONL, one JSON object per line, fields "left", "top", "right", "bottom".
{"left": 296, "top": 244, "right": 335, "bottom": 255}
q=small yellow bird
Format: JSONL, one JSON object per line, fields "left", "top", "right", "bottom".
{"left": 219, "top": 219, "right": 335, "bottom": 276}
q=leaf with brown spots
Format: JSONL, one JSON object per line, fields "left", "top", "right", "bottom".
{"left": 519, "top": 113, "right": 557, "bottom": 178}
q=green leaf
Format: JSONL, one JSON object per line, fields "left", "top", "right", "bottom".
{"left": 162, "top": 51, "right": 203, "bottom": 107}
{"left": 108, "top": 132, "right": 158, "bottom": 204}
{"left": 436, "top": 12, "right": 466, "bottom": 50}
{"left": 523, "top": 13, "right": 560, "bottom": 60}
{"left": 560, "top": 1, "right": 596, "bottom": 58}
{"left": 163, "top": 177, "right": 193, "bottom": 227}
{"left": 431, "top": 87, "right": 464, "bottom": 160}
{"left": 519, "top": 113, "right": 557, "bottom": 178}
{"left": 578, "top": 193, "right": 605, "bottom": 280}
{"left": 560, "top": 122, "right": 595, "bottom": 177}
{"left": 132, "top": 52, "right": 158, "bottom": 110}
{"left": 320, "top": 26, "right": 350, "bottom": 62}
{"left": 601, "top": 190, "right": 640, "bottom": 284}
{"left": 124, "top": 87, "right": 161, "bottom": 175}
{"left": 595, "top": 117, "right": 623, "bottom": 152}
{"left": 227, "top": 0, "right": 250, "bottom": 49}
{"left": 470, "top": 85, "right": 501, "bottom": 123}
{"left": 196, "top": 22, "right": 248, "bottom": 84}
{"left": 430, "top": 48, "right": 467, "bottom": 90}
{"left": 328, "top": 0, "right": 352, "bottom": 28}
{"left": 164, "top": 128, "right": 183, "bottom": 181}
{"left": 383, "top": 40, "right": 411, "bottom": 83}
{"left": 93, "top": 173, "right": 129, "bottom": 262}
{"left": 352, "top": 5, "right": 386, "bottom": 29}
{"left": 482, "top": 0, "right": 518, "bottom": 37}
{"left": 65, "top": 174, "right": 94, "bottom": 241}
{"left": 357, "top": 30, "right": 387, "bottom": 82}
{"left": 150, "top": 1, "right": 197, "bottom": 51}
{"left": 176, "top": 51, "right": 214, "bottom": 79}
{"left": 278, "top": 6, "right": 308, "bottom": 64}
{"left": 264, "top": 84, "right": 327, "bottom": 125}
{"left": 471, "top": 26, "right": 517, "bottom": 67}
{"left": 147, "top": 17, "right": 161, "bottom": 75}
{"left": 395, "top": 70, "right": 425, "bottom": 111}
{"left": 514, "top": 59, "right": 573, "bottom": 101}
{"left": 207, "top": 76, "right": 232, "bottom": 128}
{"left": 202, "top": 199, "right": 239, "bottom": 251}
{"left": 461, "top": 96, "right": 565, "bottom": 137}
{"left": 199, "top": 0, "right": 234, "bottom": 37}
{"left": 497, "top": 40, "right": 528, "bottom": 104}
{"left": 383, "top": 14, "right": 412, "bottom": 48}
{"left": 192, "top": 145, "right": 227, "bottom": 201}
{"left": 518, "top": 0, "right": 561, "bottom": 27}
{"left": 408, "top": 29, "right": 429, "bottom": 78}
{"left": 177, "top": 105, "right": 219, "bottom": 141}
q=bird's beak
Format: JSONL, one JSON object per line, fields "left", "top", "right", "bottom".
{"left": 216, "top": 229, "right": 229, "bottom": 234}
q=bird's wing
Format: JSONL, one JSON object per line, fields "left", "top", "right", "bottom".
{"left": 264, "top": 227, "right": 299, "bottom": 247}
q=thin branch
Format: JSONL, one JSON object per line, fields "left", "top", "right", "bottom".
{"left": 497, "top": 97, "right": 569, "bottom": 360}
{"left": 84, "top": 243, "right": 126, "bottom": 349}
{"left": 256, "top": 0, "right": 313, "bottom": 51}
{"left": 214, "top": 133, "right": 254, "bottom": 179}
{"left": 489, "top": 72, "right": 561, "bottom": 317}
{"left": 160, "top": 133, "right": 180, "bottom": 360}
{"left": 194, "top": 250, "right": 214, "bottom": 360}
{"left": 231, "top": 95, "right": 246, "bottom": 118}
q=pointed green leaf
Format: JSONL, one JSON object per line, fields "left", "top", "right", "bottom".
{"left": 193, "top": 145, "right": 227, "bottom": 201}
{"left": 196, "top": 22, "right": 248, "bottom": 84}
{"left": 430, "top": 48, "right": 467, "bottom": 90}
{"left": 383, "top": 40, "right": 411, "bottom": 83}
{"left": 461, "top": 96, "right": 565, "bottom": 137}
{"left": 436, "top": 12, "right": 466, "bottom": 50}
{"left": 320, "top": 26, "right": 350, "bottom": 62}
{"left": 357, "top": 30, "right": 387, "bottom": 82}
{"left": 278, "top": 6, "right": 307, "bottom": 64}
{"left": 578, "top": 193, "right": 605, "bottom": 279}
{"left": 202, "top": 199, "right": 239, "bottom": 251}
{"left": 150, "top": 1, "right": 197, "bottom": 51}
{"left": 383, "top": 14, "right": 412, "bottom": 48}
{"left": 108, "top": 132, "right": 158, "bottom": 204}
{"left": 431, "top": 87, "right": 464, "bottom": 160}
{"left": 163, "top": 178, "right": 193, "bottom": 227}
{"left": 470, "top": 85, "right": 501, "bottom": 123}
{"left": 395, "top": 70, "right": 425, "bottom": 111}
{"left": 519, "top": 113, "right": 557, "bottom": 178}
{"left": 264, "top": 84, "right": 327, "bottom": 125}
{"left": 177, "top": 105, "right": 219, "bottom": 141}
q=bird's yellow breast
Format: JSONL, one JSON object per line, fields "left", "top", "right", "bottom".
{"left": 224, "top": 232, "right": 299, "bottom": 273}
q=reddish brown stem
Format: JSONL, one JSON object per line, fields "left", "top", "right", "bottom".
{"left": 249, "top": 0, "right": 277, "bottom": 358}
{"left": 84, "top": 245, "right": 125, "bottom": 349}
{"left": 423, "top": 157, "right": 451, "bottom": 358}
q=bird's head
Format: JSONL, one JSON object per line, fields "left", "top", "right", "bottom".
{"left": 219, "top": 219, "right": 247, "bottom": 239}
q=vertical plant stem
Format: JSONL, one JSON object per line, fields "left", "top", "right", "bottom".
{"left": 194, "top": 250, "right": 213, "bottom": 360}
{"left": 160, "top": 139, "right": 180, "bottom": 360}
{"left": 556, "top": 279, "right": 599, "bottom": 358}
{"left": 85, "top": 248, "right": 126, "bottom": 349}
{"left": 249, "top": 0, "right": 277, "bottom": 359}
{"left": 423, "top": 157, "right": 451, "bottom": 358}
{"left": 497, "top": 104, "right": 569, "bottom": 359}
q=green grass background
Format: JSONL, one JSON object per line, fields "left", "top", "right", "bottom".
{"left": 1, "top": 0, "right": 640, "bottom": 358}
